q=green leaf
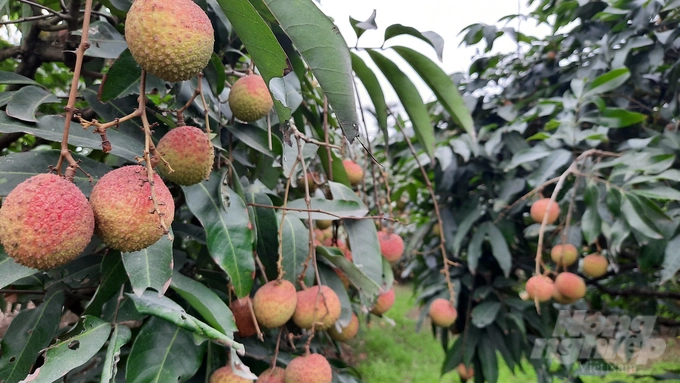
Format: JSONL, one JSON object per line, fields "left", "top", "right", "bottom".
{"left": 317, "top": 147, "right": 351, "bottom": 187}
{"left": 485, "top": 222, "right": 511, "bottom": 277}
{"left": 286, "top": 197, "right": 368, "bottom": 220}
{"left": 351, "top": 53, "right": 387, "bottom": 132}
{"left": 0, "top": 150, "right": 112, "bottom": 198}
{"left": 344, "top": 218, "right": 384, "bottom": 287}
{"left": 467, "top": 225, "right": 486, "bottom": 274}
{"left": 170, "top": 271, "right": 237, "bottom": 336}
{"left": 100, "top": 324, "right": 132, "bottom": 383}
{"left": 582, "top": 181, "right": 602, "bottom": 245}
{"left": 471, "top": 301, "right": 501, "bottom": 328}
{"left": 318, "top": 263, "right": 352, "bottom": 327}
{"left": 5, "top": 86, "right": 60, "bottom": 123}
{"left": 0, "top": 291, "right": 63, "bottom": 383}
{"left": 478, "top": 331, "right": 500, "bottom": 383}
{"left": 384, "top": 24, "right": 444, "bottom": 61}
{"left": 0, "top": 71, "right": 39, "bottom": 86}
{"left": 452, "top": 203, "right": 483, "bottom": 256}
{"left": 316, "top": 246, "right": 381, "bottom": 300}
{"left": 269, "top": 72, "right": 303, "bottom": 112}
{"left": 631, "top": 187, "right": 680, "bottom": 201}
{"left": 620, "top": 194, "right": 663, "bottom": 239}
{"left": 83, "top": 252, "right": 128, "bottom": 317}
{"left": 580, "top": 107, "right": 647, "bottom": 128}
{"left": 527, "top": 149, "right": 572, "bottom": 187}
{"left": 204, "top": 52, "right": 227, "bottom": 97}
{"left": 245, "top": 192, "right": 279, "bottom": 282}
{"left": 226, "top": 123, "right": 283, "bottom": 158}
{"left": 122, "top": 230, "right": 173, "bottom": 297}
{"left": 100, "top": 49, "right": 166, "bottom": 102}
{"left": 582, "top": 68, "right": 630, "bottom": 99}
{"left": 81, "top": 21, "right": 127, "bottom": 59}
{"left": 392, "top": 46, "right": 475, "bottom": 139}
{"left": 264, "top": 0, "right": 360, "bottom": 141}
{"left": 661, "top": 235, "right": 680, "bottom": 284}
{"left": 0, "top": 91, "right": 15, "bottom": 107}
{"left": 367, "top": 49, "right": 435, "bottom": 161}
{"left": 0, "top": 246, "right": 37, "bottom": 290}
{"left": 125, "top": 317, "right": 204, "bottom": 383}
{"left": 182, "top": 173, "right": 255, "bottom": 298}
{"left": 22, "top": 316, "right": 110, "bottom": 383}
{"left": 504, "top": 146, "right": 552, "bottom": 171}
{"left": 349, "top": 10, "right": 377, "bottom": 40}
{"left": 279, "top": 213, "right": 312, "bottom": 287}
{"left": 127, "top": 291, "right": 242, "bottom": 349}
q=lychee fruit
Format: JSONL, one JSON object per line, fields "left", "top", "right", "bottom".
{"left": 293, "top": 285, "right": 341, "bottom": 331}
{"left": 525, "top": 275, "right": 554, "bottom": 302}
{"left": 230, "top": 297, "right": 257, "bottom": 338}
{"left": 550, "top": 243, "right": 578, "bottom": 267}
{"left": 89, "top": 165, "right": 175, "bottom": 252}
{"left": 428, "top": 298, "right": 457, "bottom": 327}
{"left": 457, "top": 364, "right": 474, "bottom": 380}
{"left": 316, "top": 219, "right": 332, "bottom": 230}
{"left": 228, "top": 74, "right": 273, "bottom": 122}
{"left": 156, "top": 126, "right": 214, "bottom": 186}
{"left": 377, "top": 231, "right": 404, "bottom": 262}
{"left": 258, "top": 366, "right": 285, "bottom": 383}
{"left": 209, "top": 365, "right": 253, "bottom": 383}
{"left": 328, "top": 312, "right": 359, "bottom": 341}
{"left": 530, "top": 198, "right": 560, "bottom": 224}
{"left": 552, "top": 288, "right": 577, "bottom": 304}
{"left": 252, "top": 280, "right": 297, "bottom": 328}
{"left": 342, "top": 159, "right": 364, "bottom": 186}
{"left": 371, "top": 287, "right": 395, "bottom": 315}
{"left": 554, "top": 272, "right": 586, "bottom": 300}
{"left": 125, "top": 0, "right": 214, "bottom": 82}
{"left": 284, "top": 353, "right": 332, "bottom": 383}
{"left": 582, "top": 253, "right": 608, "bottom": 278}
{"left": 0, "top": 174, "right": 94, "bottom": 269}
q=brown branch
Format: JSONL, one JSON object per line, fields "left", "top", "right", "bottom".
{"left": 246, "top": 203, "right": 399, "bottom": 223}
{"left": 0, "top": 46, "right": 22, "bottom": 62}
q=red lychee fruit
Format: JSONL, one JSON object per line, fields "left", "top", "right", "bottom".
{"left": 209, "top": 365, "right": 253, "bottom": 383}
{"left": 89, "top": 166, "right": 174, "bottom": 252}
{"left": 252, "top": 280, "right": 297, "bottom": 329}
{"left": 293, "top": 285, "right": 341, "bottom": 330}
{"left": 228, "top": 74, "right": 273, "bottom": 122}
{"left": 371, "top": 287, "right": 395, "bottom": 315}
{"left": 125, "top": 0, "right": 214, "bottom": 82}
{"left": 428, "top": 298, "right": 457, "bottom": 327}
{"left": 530, "top": 198, "right": 560, "bottom": 224}
{"left": 552, "top": 288, "right": 577, "bottom": 304}
{"left": 525, "top": 275, "right": 554, "bottom": 302}
{"left": 284, "top": 353, "right": 332, "bottom": 383}
{"left": 457, "top": 364, "right": 474, "bottom": 380}
{"left": 328, "top": 312, "right": 359, "bottom": 341}
{"left": 554, "top": 272, "right": 586, "bottom": 300}
{"left": 550, "top": 243, "right": 578, "bottom": 267}
{"left": 0, "top": 174, "right": 94, "bottom": 269}
{"left": 377, "top": 231, "right": 404, "bottom": 262}
{"left": 156, "top": 126, "right": 214, "bottom": 186}
{"left": 582, "top": 253, "right": 608, "bottom": 278}
{"left": 342, "top": 159, "right": 364, "bottom": 186}
{"left": 229, "top": 297, "right": 257, "bottom": 338}
{"left": 258, "top": 366, "right": 285, "bottom": 383}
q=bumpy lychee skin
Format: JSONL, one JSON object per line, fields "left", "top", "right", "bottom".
{"left": 230, "top": 297, "right": 257, "bottom": 338}
{"left": 428, "top": 298, "right": 457, "bottom": 327}
{"left": 0, "top": 174, "right": 94, "bottom": 269}
{"left": 583, "top": 253, "right": 608, "bottom": 278}
{"left": 530, "top": 198, "right": 560, "bottom": 224}
{"left": 209, "top": 365, "right": 253, "bottom": 383}
{"left": 284, "top": 354, "right": 332, "bottom": 383}
{"left": 89, "top": 166, "right": 175, "bottom": 252}
{"left": 377, "top": 231, "right": 404, "bottom": 262}
{"left": 228, "top": 75, "right": 273, "bottom": 122}
{"left": 125, "top": 0, "right": 214, "bottom": 82}
{"left": 258, "top": 367, "right": 285, "bottom": 383}
{"left": 328, "top": 312, "right": 359, "bottom": 342}
{"left": 371, "top": 287, "right": 395, "bottom": 315}
{"left": 252, "top": 280, "right": 297, "bottom": 328}
{"left": 550, "top": 243, "right": 578, "bottom": 267}
{"left": 554, "top": 272, "right": 586, "bottom": 300}
{"left": 156, "top": 126, "right": 214, "bottom": 185}
{"left": 525, "top": 275, "right": 554, "bottom": 302}
{"left": 293, "top": 285, "right": 341, "bottom": 331}
{"left": 342, "top": 159, "right": 364, "bottom": 186}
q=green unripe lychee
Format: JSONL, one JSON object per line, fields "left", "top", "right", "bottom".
{"left": 253, "top": 280, "right": 297, "bottom": 328}
{"left": 284, "top": 354, "right": 332, "bottom": 383}
{"left": 125, "top": 0, "right": 214, "bottom": 82}
{"left": 228, "top": 75, "right": 273, "bottom": 122}
{"left": 0, "top": 174, "right": 94, "bottom": 269}
{"left": 156, "top": 126, "right": 214, "bottom": 185}
{"left": 89, "top": 166, "right": 175, "bottom": 252}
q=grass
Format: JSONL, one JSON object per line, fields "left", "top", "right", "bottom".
{"left": 347, "top": 284, "right": 680, "bottom": 383}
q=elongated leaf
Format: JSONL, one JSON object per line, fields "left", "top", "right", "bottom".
{"left": 217, "top": 0, "right": 289, "bottom": 122}
{"left": 661, "top": 235, "right": 680, "bottom": 284}
{"left": 170, "top": 271, "right": 237, "bottom": 335}
{"left": 580, "top": 107, "right": 647, "bottom": 128}
{"left": 318, "top": 263, "right": 352, "bottom": 326}
{"left": 479, "top": 331, "right": 500, "bottom": 383}
{"left": 467, "top": 225, "right": 486, "bottom": 274}
{"left": 527, "top": 149, "right": 572, "bottom": 187}
{"left": 504, "top": 146, "right": 552, "bottom": 171}
{"left": 226, "top": 123, "right": 283, "bottom": 158}
{"left": 344, "top": 218, "right": 383, "bottom": 287}
{"left": 122, "top": 231, "right": 173, "bottom": 297}
{"left": 393, "top": 46, "right": 475, "bottom": 139}
{"left": 351, "top": 53, "right": 387, "bottom": 132}
{"left": 183, "top": 173, "right": 255, "bottom": 298}
{"left": 100, "top": 49, "right": 166, "bottom": 102}
{"left": 620, "top": 194, "right": 662, "bottom": 239}
{"left": 263, "top": 0, "right": 360, "bottom": 141}
{"left": 367, "top": 49, "right": 435, "bottom": 160}
{"left": 286, "top": 197, "right": 368, "bottom": 220}
{"left": 5, "top": 86, "right": 59, "bottom": 123}
{"left": 384, "top": 24, "right": 444, "bottom": 61}
{"left": 631, "top": 187, "right": 680, "bottom": 201}
{"left": 453, "top": 204, "right": 483, "bottom": 256}
{"left": 582, "top": 181, "right": 601, "bottom": 245}
{"left": 0, "top": 291, "right": 63, "bottom": 383}
{"left": 246, "top": 192, "right": 279, "bottom": 281}
{"left": 582, "top": 68, "right": 630, "bottom": 99}
{"left": 83, "top": 252, "right": 128, "bottom": 317}
{"left": 316, "top": 246, "right": 381, "bottom": 300}
{"left": 0, "top": 71, "right": 39, "bottom": 86}
{"left": 317, "top": 146, "right": 351, "bottom": 187}
{"left": 0, "top": 247, "right": 37, "bottom": 290}
{"left": 81, "top": 21, "right": 127, "bottom": 59}
{"left": 279, "top": 213, "right": 312, "bottom": 287}
{"left": 127, "top": 291, "right": 241, "bottom": 349}
{"left": 22, "top": 316, "right": 110, "bottom": 383}
{"left": 485, "top": 222, "right": 511, "bottom": 277}
{"left": 100, "top": 324, "right": 132, "bottom": 383}
{"left": 126, "top": 317, "right": 203, "bottom": 383}
{"left": 471, "top": 301, "right": 501, "bottom": 328}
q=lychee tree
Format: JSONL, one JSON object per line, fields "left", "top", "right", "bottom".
{"left": 0, "top": 0, "right": 474, "bottom": 382}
